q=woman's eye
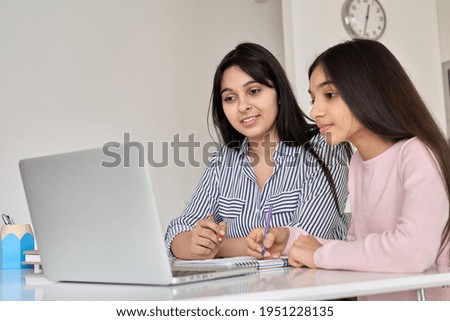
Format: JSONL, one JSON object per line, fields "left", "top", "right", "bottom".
{"left": 223, "top": 96, "right": 235, "bottom": 103}
{"left": 309, "top": 98, "right": 315, "bottom": 105}
{"left": 249, "top": 88, "right": 261, "bottom": 95}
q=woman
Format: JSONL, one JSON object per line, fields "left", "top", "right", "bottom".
{"left": 165, "top": 43, "right": 351, "bottom": 260}
{"left": 246, "top": 39, "right": 450, "bottom": 300}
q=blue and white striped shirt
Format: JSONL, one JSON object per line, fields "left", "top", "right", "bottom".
{"left": 165, "top": 134, "right": 350, "bottom": 256}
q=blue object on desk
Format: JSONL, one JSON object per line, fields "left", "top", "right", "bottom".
{"left": 0, "top": 269, "right": 36, "bottom": 301}
{"left": 1, "top": 224, "right": 35, "bottom": 269}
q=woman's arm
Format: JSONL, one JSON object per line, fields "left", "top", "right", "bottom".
{"left": 165, "top": 152, "right": 221, "bottom": 258}
{"left": 216, "top": 237, "right": 249, "bottom": 257}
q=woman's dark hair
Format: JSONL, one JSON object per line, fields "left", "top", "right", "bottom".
{"left": 208, "top": 42, "right": 352, "bottom": 215}
{"left": 308, "top": 38, "right": 450, "bottom": 257}
{"left": 209, "top": 42, "right": 316, "bottom": 147}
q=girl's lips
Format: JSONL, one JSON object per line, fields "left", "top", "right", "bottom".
{"left": 319, "top": 124, "right": 332, "bottom": 135}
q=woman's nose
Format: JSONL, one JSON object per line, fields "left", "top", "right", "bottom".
{"left": 238, "top": 101, "right": 252, "bottom": 112}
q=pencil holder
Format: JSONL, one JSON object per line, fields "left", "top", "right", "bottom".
{"left": 0, "top": 224, "right": 34, "bottom": 269}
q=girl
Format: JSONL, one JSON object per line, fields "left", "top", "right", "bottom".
{"left": 165, "top": 43, "right": 351, "bottom": 260}
{"left": 246, "top": 39, "right": 450, "bottom": 300}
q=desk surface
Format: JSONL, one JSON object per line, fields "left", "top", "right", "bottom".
{"left": 2, "top": 267, "right": 450, "bottom": 301}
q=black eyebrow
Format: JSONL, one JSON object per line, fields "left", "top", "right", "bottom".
{"left": 308, "top": 80, "right": 334, "bottom": 94}
{"left": 220, "top": 80, "right": 259, "bottom": 95}
{"left": 220, "top": 88, "right": 231, "bottom": 95}
{"left": 242, "top": 80, "right": 258, "bottom": 87}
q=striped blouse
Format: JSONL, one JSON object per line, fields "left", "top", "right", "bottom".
{"left": 165, "top": 133, "right": 350, "bottom": 257}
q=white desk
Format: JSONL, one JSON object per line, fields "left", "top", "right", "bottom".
{"left": 2, "top": 267, "right": 450, "bottom": 301}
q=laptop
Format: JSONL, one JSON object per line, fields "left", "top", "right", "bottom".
{"left": 19, "top": 145, "right": 256, "bottom": 285}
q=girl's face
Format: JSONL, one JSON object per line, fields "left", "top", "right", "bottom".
{"left": 308, "top": 64, "right": 364, "bottom": 146}
{"left": 220, "top": 65, "right": 279, "bottom": 143}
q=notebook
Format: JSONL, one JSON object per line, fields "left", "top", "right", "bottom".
{"left": 19, "top": 145, "right": 256, "bottom": 285}
{"left": 174, "top": 256, "right": 289, "bottom": 270}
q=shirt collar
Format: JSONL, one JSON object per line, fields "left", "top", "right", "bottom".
{"left": 237, "top": 139, "right": 299, "bottom": 159}
{"left": 238, "top": 138, "right": 250, "bottom": 157}
{"left": 273, "top": 141, "right": 299, "bottom": 158}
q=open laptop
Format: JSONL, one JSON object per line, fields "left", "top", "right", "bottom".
{"left": 19, "top": 145, "right": 256, "bottom": 285}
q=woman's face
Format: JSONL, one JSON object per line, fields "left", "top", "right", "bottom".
{"left": 308, "top": 64, "right": 364, "bottom": 146}
{"left": 220, "top": 65, "right": 279, "bottom": 143}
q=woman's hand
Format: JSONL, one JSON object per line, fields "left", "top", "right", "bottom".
{"left": 188, "top": 216, "right": 226, "bottom": 259}
{"left": 172, "top": 216, "right": 226, "bottom": 260}
{"left": 288, "top": 235, "right": 322, "bottom": 268}
{"left": 246, "top": 227, "right": 290, "bottom": 259}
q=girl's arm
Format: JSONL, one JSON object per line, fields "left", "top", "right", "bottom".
{"left": 313, "top": 141, "right": 448, "bottom": 273}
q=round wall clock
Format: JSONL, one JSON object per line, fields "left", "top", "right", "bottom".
{"left": 342, "top": 0, "right": 387, "bottom": 40}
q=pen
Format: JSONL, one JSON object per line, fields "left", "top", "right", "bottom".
{"left": 2, "top": 214, "right": 14, "bottom": 225}
{"left": 261, "top": 204, "right": 273, "bottom": 256}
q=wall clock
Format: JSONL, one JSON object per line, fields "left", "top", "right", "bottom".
{"left": 342, "top": 0, "right": 386, "bottom": 40}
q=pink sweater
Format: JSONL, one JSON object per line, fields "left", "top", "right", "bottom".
{"left": 286, "top": 137, "right": 450, "bottom": 300}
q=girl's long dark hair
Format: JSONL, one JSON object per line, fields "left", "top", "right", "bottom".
{"left": 309, "top": 39, "right": 450, "bottom": 257}
{"left": 208, "top": 42, "right": 352, "bottom": 214}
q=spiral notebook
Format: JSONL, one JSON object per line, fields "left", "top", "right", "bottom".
{"left": 173, "top": 256, "right": 289, "bottom": 270}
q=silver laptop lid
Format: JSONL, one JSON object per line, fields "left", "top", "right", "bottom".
{"left": 19, "top": 146, "right": 175, "bottom": 285}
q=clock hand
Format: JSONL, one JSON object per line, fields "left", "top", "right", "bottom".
{"left": 363, "top": 4, "right": 371, "bottom": 37}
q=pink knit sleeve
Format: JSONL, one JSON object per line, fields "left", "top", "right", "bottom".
{"left": 282, "top": 227, "right": 307, "bottom": 256}
{"left": 314, "top": 140, "right": 449, "bottom": 273}
{"left": 281, "top": 226, "right": 336, "bottom": 256}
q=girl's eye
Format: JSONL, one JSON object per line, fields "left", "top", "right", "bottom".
{"left": 309, "top": 98, "right": 315, "bottom": 105}
{"left": 325, "top": 92, "right": 337, "bottom": 99}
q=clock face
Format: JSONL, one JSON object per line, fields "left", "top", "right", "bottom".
{"left": 342, "top": 0, "right": 386, "bottom": 40}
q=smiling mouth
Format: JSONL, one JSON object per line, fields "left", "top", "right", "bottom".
{"left": 240, "top": 116, "right": 258, "bottom": 123}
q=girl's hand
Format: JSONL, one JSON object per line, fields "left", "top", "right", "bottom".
{"left": 288, "top": 235, "right": 322, "bottom": 268}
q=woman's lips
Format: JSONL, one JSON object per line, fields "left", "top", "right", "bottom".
{"left": 240, "top": 115, "right": 259, "bottom": 127}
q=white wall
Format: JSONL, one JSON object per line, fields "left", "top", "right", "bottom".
{"left": 0, "top": 0, "right": 284, "bottom": 229}
{"left": 437, "top": 0, "right": 450, "bottom": 62}
{"left": 282, "top": 0, "right": 447, "bottom": 135}
{"left": 4, "top": 0, "right": 448, "bottom": 230}
{"left": 437, "top": 0, "right": 450, "bottom": 134}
